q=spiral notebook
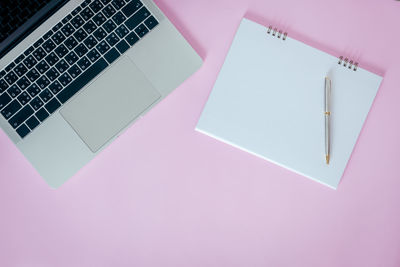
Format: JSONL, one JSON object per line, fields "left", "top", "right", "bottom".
{"left": 196, "top": 18, "right": 383, "bottom": 189}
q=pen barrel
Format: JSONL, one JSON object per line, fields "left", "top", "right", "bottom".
{"left": 325, "top": 114, "right": 330, "bottom": 155}
{"left": 325, "top": 78, "right": 331, "bottom": 112}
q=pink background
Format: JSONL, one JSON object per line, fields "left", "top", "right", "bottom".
{"left": 1, "top": 0, "right": 400, "bottom": 266}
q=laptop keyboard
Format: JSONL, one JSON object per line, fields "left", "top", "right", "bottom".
{"left": 0, "top": 0, "right": 159, "bottom": 139}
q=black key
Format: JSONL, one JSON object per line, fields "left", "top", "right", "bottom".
{"left": 30, "top": 96, "right": 44, "bottom": 110}
{"left": 84, "top": 35, "right": 98, "bottom": 49}
{"left": 62, "top": 14, "right": 72, "bottom": 23}
{"left": 93, "top": 12, "right": 106, "bottom": 26}
{"left": 100, "top": 0, "right": 111, "bottom": 4}
{"left": 96, "top": 40, "right": 110, "bottom": 54}
{"left": 35, "top": 108, "right": 49, "bottom": 122}
{"left": 36, "top": 60, "right": 50, "bottom": 74}
{"left": 0, "top": 71, "right": 5, "bottom": 79}
{"left": 1, "top": 100, "right": 22, "bottom": 119}
{"left": 45, "top": 67, "right": 60, "bottom": 81}
{"left": 42, "top": 39, "right": 56, "bottom": 53}
{"left": 90, "top": 0, "right": 104, "bottom": 13}
{"left": 9, "top": 105, "right": 34, "bottom": 129}
{"left": 55, "top": 59, "right": 69, "bottom": 73}
{"left": 87, "top": 49, "right": 101, "bottom": 62}
{"left": 67, "top": 14, "right": 73, "bottom": 21}
{"left": 83, "top": 20, "right": 97, "bottom": 34}
{"left": 45, "top": 98, "right": 61, "bottom": 114}
{"left": 16, "top": 124, "right": 30, "bottom": 138}
{"left": 32, "top": 47, "right": 46, "bottom": 61}
{"left": 5, "top": 71, "right": 18, "bottom": 85}
{"left": 17, "top": 91, "right": 31, "bottom": 105}
{"left": 33, "top": 38, "right": 44, "bottom": 48}
{"left": 74, "top": 28, "right": 88, "bottom": 42}
{"left": 0, "top": 93, "right": 11, "bottom": 109}
{"left": 64, "top": 36, "right": 79, "bottom": 50}
{"left": 67, "top": 64, "right": 82, "bottom": 78}
{"left": 58, "top": 72, "right": 72, "bottom": 86}
{"left": 104, "top": 48, "right": 120, "bottom": 64}
{"left": 39, "top": 89, "right": 53, "bottom": 102}
{"left": 0, "top": 79, "right": 9, "bottom": 93}
{"left": 77, "top": 56, "right": 91, "bottom": 71}
{"left": 81, "top": 1, "right": 89, "bottom": 8}
{"left": 8, "top": 85, "right": 21, "bottom": 98}
{"left": 45, "top": 52, "right": 59, "bottom": 66}
{"left": 125, "top": 32, "right": 139, "bottom": 46}
{"left": 134, "top": 23, "right": 149, "bottom": 38}
{"left": 57, "top": 58, "right": 108, "bottom": 104}
{"left": 14, "top": 54, "right": 25, "bottom": 64}
{"left": 111, "top": 0, "right": 125, "bottom": 10}
{"left": 23, "top": 55, "right": 37, "bottom": 69}
{"left": 103, "top": 19, "right": 117, "bottom": 33}
{"left": 26, "top": 116, "right": 40, "bottom": 130}
{"left": 26, "top": 68, "right": 40, "bottom": 82}
{"left": 81, "top": 7, "right": 94, "bottom": 20}
{"left": 125, "top": 7, "right": 150, "bottom": 31}
{"left": 27, "top": 84, "right": 41, "bottom": 97}
{"left": 51, "top": 31, "right": 66, "bottom": 45}
{"left": 16, "top": 76, "right": 31, "bottom": 90}
{"left": 52, "top": 22, "right": 63, "bottom": 32}
{"left": 71, "top": 15, "right": 85, "bottom": 29}
{"left": 14, "top": 63, "right": 28, "bottom": 77}
{"left": 54, "top": 44, "right": 69, "bottom": 58}
{"left": 93, "top": 28, "right": 107, "bottom": 41}
{"left": 105, "top": 32, "right": 119, "bottom": 46}
{"left": 115, "top": 39, "right": 129, "bottom": 54}
{"left": 121, "top": 0, "right": 142, "bottom": 17}
{"left": 74, "top": 43, "right": 89, "bottom": 57}
{"left": 37, "top": 76, "right": 50, "bottom": 89}
{"left": 65, "top": 51, "right": 79, "bottom": 65}
{"left": 43, "top": 29, "right": 53, "bottom": 40}
{"left": 112, "top": 11, "right": 126, "bottom": 25}
{"left": 49, "top": 80, "right": 63, "bottom": 94}
{"left": 5, "top": 62, "right": 15, "bottom": 72}
{"left": 115, "top": 24, "right": 129, "bottom": 38}
{"left": 102, "top": 4, "right": 116, "bottom": 18}
{"left": 61, "top": 23, "right": 75, "bottom": 37}
{"left": 144, "top": 15, "right": 158, "bottom": 30}
{"left": 24, "top": 46, "right": 34, "bottom": 56}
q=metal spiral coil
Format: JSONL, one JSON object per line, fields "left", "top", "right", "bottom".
{"left": 267, "top": 25, "right": 287, "bottom": 41}
{"left": 338, "top": 56, "right": 358, "bottom": 71}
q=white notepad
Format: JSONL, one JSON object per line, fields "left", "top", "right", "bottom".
{"left": 196, "top": 18, "right": 383, "bottom": 189}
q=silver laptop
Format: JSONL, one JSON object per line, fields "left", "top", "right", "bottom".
{"left": 0, "top": 0, "right": 202, "bottom": 187}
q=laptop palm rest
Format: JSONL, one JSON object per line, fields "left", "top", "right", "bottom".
{"left": 60, "top": 56, "right": 161, "bottom": 153}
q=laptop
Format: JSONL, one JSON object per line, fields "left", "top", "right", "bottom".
{"left": 0, "top": 0, "right": 202, "bottom": 187}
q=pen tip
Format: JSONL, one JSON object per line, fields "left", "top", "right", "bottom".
{"left": 326, "top": 155, "right": 330, "bottom": 165}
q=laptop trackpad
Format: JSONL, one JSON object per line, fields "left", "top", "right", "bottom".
{"left": 60, "top": 56, "right": 161, "bottom": 152}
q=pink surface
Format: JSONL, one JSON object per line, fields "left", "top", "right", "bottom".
{"left": 1, "top": 0, "right": 400, "bottom": 266}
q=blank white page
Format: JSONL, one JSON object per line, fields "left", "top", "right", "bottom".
{"left": 196, "top": 18, "right": 382, "bottom": 189}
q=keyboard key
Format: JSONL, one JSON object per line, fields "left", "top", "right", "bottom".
{"left": 23, "top": 55, "right": 37, "bottom": 69}
{"left": 68, "top": 64, "right": 82, "bottom": 78}
{"left": 65, "top": 36, "right": 79, "bottom": 49}
{"left": 96, "top": 40, "right": 110, "bottom": 54}
{"left": 87, "top": 49, "right": 101, "bottom": 62}
{"left": 65, "top": 51, "right": 79, "bottom": 65}
{"left": 8, "top": 85, "right": 21, "bottom": 98}
{"left": 57, "top": 58, "right": 108, "bottom": 104}
{"left": 16, "top": 76, "right": 31, "bottom": 90}
{"left": 37, "top": 76, "right": 50, "bottom": 89}
{"left": 15, "top": 54, "right": 25, "bottom": 64}
{"left": 111, "top": 0, "right": 126, "bottom": 10}
{"left": 134, "top": 23, "right": 149, "bottom": 37}
{"left": 1, "top": 100, "right": 22, "bottom": 119}
{"left": 125, "top": 32, "right": 139, "bottom": 45}
{"left": 5, "top": 71, "right": 18, "bottom": 85}
{"left": 71, "top": 15, "right": 85, "bottom": 29}
{"left": 24, "top": 46, "right": 35, "bottom": 56}
{"left": 45, "top": 67, "right": 60, "bottom": 81}
{"left": 54, "top": 44, "right": 69, "bottom": 58}
{"left": 105, "top": 32, "right": 119, "bottom": 46}
{"left": 0, "top": 93, "right": 11, "bottom": 109}
{"left": 125, "top": 7, "right": 150, "bottom": 31}
{"left": 84, "top": 35, "right": 98, "bottom": 49}
{"left": 0, "top": 71, "right": 5, "bottom": 79}
{"left": 103, "top": 19, "right": 117, "bottom": 33}
{"left": 112, "top": 11, "right": 126, "bottom": 25}
{"left": 104, "top": 48, "right": 120, "bottom": 64}
{"left": 90, "top": 0, "right": 104, "bottom": 13}
{"left": 45, "top": 52, "right": 59, "bottom": 66}
{"left": 27, "top": 84, "right": 41, "bottom": 97}
{"left": 0, "top": 79, "right": 9, "bottom": 93}
{"left": 102, "top": 4, "right": 116, "bottom": 18}
{"left": 55, "top": 59, "right": 69, "bottom": 73}
{"left": 62, "top": 14, "right": 73, "bottom": 24}
{"left": 16, "top": 124, "right": 30, "bottom": 138}
{"left": 144, "top": 15, "right": 158, "bottom": 30}
{"left": 49, "top": 80, "right": 63, "bottom": 94}
{"left": 51, "top": 31, "right": 66, "bottom": 45}
{"left": 35, "top": 108, "right": 49, "bottom": 122}
{"left": 115, "top": 39, "right": 129, "bottom": 54}
{"left": 52, "top": 22, "right": 63, "bottom": 32}
{"left": 74, "top": 43, "right": 89, "bottom": 57}
{"left": 26, "top": 68, "right": 40, "bottom": 82}
{"left": 45, "top": 98, "right": 61, "bottom": 114}
{"left": 74, "top": 28, "right": 88, "bottom": 42}
{"left": 61, "top": 23, "right": 75, "bottom": 37}
{"left": 78, "top": 56, "right": 91, "bottom": 71}
{"left": 17, "top": 91, "right": 31, "bottom": 105}
{"left": 36, "top": 60, "right": 50, "bottom": 74}
{"left": 93, "top": 12, "right": 106, "bottom": 26}
{"left": 43, "top": 30, "right": 53, "bottom": 40}
{"left": 81, "top": 7, "right": 94, "bottom": 20}
{"left": 33, "top": 38, "right": 44, "bottom": 48}
{"left": 9, "top": 105, "right": 34, "bottom": 129}
{"left": 58, "top": 72, "right": 72, "bottom": 86}
{"left": 32, "top": 47, "right": 47, "bottom": 61}
{"left": 115, "top": 24, "right": 129, "bottom": 38}
{"left": 30, "top": 96, "right": 44, "bottom": 110}
{"left": 83, "top": 20, "right": 97, "bottom": 34}
{"left": 122, "top": 0, "right": 142, "bottom": 17}
{"left": 26, "top": 116, "right": 40, "bottom": 130}
{"left": 39, "top": 89, "right": 53, "bottom": 102}
{"left": 42, "top": 39, "right": 56, "bottom": 53}
{"left": 93, "top": 28, "right": 107, "bottom": 41}
{"left": 14, "top": 63, "right": 28, "bottom": 77}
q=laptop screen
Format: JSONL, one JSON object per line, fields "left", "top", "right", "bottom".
{"left": 0, "top": 0, "right": 69, "bottom": 59}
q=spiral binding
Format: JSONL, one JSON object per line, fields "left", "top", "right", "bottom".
{"left": 338, "top": 56, "right": 358, "bottom": 71}
{"left": 267, "top": 25, "right": 287, "bottom": 40}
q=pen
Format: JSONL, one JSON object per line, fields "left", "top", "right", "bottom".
{"left": 325, "top": 77, "right": 331, "bottom": 164}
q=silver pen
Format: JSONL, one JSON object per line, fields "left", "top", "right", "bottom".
{"left": 325, "top": 77, "right": 331, "bottom": 164}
